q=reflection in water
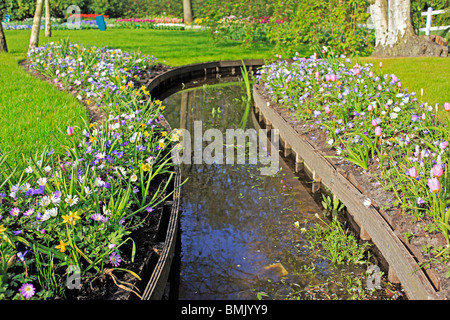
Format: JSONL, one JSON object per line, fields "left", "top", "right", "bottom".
{"left": 163, "top": 83, "right": 354, "bottom": 300}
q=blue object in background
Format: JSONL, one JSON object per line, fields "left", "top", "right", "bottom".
{"left": 95, "top": 15, "right": 106, "bottom": 31}
{"left": 4, "top": 14, "right": 11, "bottom": 22}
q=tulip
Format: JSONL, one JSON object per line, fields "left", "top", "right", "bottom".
{"left": 439, "top": 141, "right": 448, "bottom": 150}
{"left": 67, "top": 126, "right": 74, "bottom": 137}
{"left": 379, "top": 62, "right": 383, "bottom": 68}
{"left": 330, "top": 74, "right": 336, "bottom": 82}
{"left": 369, "top": 71, "right": 373, "bottom": 78}
{"left": 421, "top": 113, "right": 426, "bottom": 120}
{"left": 428, "top": 177, "right": 441, "bottom": 193}
{"left": 378, "top": 84, "right": 382, "bottom": 91}
{"left": 368, "top": 104, "right": 373, "bottom": 112}
{"left": 372, "top": 119, "right": 378, "bottom": 127}
{"left": 375, "top": 126, "right": 382, "bottom": 137}
{"left": 432, "top": 164, "right": 443, "bottom": 177}
{"left": 408, "top": 167, "right": 418, "bottom": 179}
{"left": 445, "top": 102, "right": 450, "bottom": 111}
{"left": 324, "top": 105, "right": 331, "bottom": 114}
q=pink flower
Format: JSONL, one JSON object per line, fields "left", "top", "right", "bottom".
{"left": 324, "top": 105, "right": 331, "bottom": 114}
{"left": 369, "top": 71, "right": 373, "bottom": 78}
{"left": 19, "top": 283, "right": 35, "bottom": 299}
{"left": 67, "top": 126, "right": 74, "bottom": 137}
{"left": 439, "top": 141, "right": 448, "bottom": 150}
{"left": 408, "top": 167, "right": 418, "bottom": 179}
{"left": 375, "top": 126, "right": 382, "bottom": 137}
{"left": 428, "top": 177, "right": 441, "bottom": 193}
{"left": 421, "top": 113, "right": 426, "bottom": 120}
{"left": 330, "top": 74, "right": 336, "bottom": 82}
{"left": 379, "top": 62, "right": 383, "bottom": 68}
{"left": 432, "top": 164, "right": 443, "bottom": 177}
{"left": 378, "top": 84, "right": 382, "bottom": 91}
{"left": 368, "top": 104, "right": 373, "bottom": 112}
{"left": 444, "top": 102, "right": 450, "bottom": 111}
{"left": 371, "top": 119, "right": 378, "bottom": 127}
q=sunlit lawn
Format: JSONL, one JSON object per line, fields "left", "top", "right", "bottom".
{"left": 0, "top": 27, "right": 448, "bottom": 168}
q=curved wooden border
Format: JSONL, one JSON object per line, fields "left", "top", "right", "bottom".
{"left": 140, "top": 59, "right": 264, "bottom": 300}
{"left": 252, "top": 85, "right": 440, "bottom": 300}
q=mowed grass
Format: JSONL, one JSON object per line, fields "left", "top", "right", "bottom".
{"left": 1, "top": 28, "right": 449, "bottom": 169}
{"left": 1, "top": 28, "right": 277, "bottom": 169}
{"left": 0, "top": 52, "right": 88, "bottom": 168}
{"left": 357, "top": 56, "right": 450, "bottom": 118}
{"left": 5, "top": 28, "right": 277, "bottom": 66}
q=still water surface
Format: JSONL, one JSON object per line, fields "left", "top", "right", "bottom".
{"left": 163, "top": 82, "right": 366, "bottom": 300}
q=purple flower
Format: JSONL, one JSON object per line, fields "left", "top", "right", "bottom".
{"left": 92, "top": 213, "right": 105, "bottom": 221}
{"left": 136, "top": 145, "right": 145, "bottom": 152}
{"left": 10, "top": 208, "right": 20, "bottom": 217}
{"left": 109, "top": 251, "right": 122, "bottom": 267}
{"left": 19, "top": 283, "right": 36, "bottom": 299}
{"left": 416, "top": 197, "right": 425, "bottom": 204}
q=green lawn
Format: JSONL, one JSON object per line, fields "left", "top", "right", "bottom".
{"left": 0, "top": 28, "right": 448, "bottom": 168}
{"left": 358, "top": 56, "right": 450, "bottom": 115}
{"left": 4, "top": 28, "right": 276, "bottom": 66}
{"left": 0, "top": 53, "right": 88, "bottom": 167}
{"left": 1, "top": 28, "right": 277, "bottom": 168}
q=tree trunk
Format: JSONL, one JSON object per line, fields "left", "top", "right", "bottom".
{"left": 0, "top": 13, "right": 7, "bottom": 53}
{"left": 45, "top": 0, "right": 51, "bottom": 37}
{"left": 29, "top": 0, "right": 44, "bottom": 50}
{"left": 183, "top": 0, "right": 193, "bottom": 24}
{"left": 369, "top": 0, "right": 448, "bottom": 57}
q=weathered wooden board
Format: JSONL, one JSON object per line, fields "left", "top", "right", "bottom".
{"left": 253, "top": 86, "right": 439, "bottom": 300}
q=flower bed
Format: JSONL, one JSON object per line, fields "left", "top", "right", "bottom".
{"left": 255, "top": 49, "right": 450, "bottom": 291}
{"left": 0, "top": 41, "right": 177, "bottom": 300}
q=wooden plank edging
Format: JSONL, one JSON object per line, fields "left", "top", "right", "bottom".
{"left": 253, "top": 85, "right": 439, "bottom": 300}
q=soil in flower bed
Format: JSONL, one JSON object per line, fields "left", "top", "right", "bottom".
{"left": 254, "top": 83, "right": 450, "bottom": 298}
{"left": 17, "top": 60, "right": 177, "bottom": 300}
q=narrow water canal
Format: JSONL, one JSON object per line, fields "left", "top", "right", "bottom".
{"left": 163, "top": 81, "right": 374, "bottom": 300}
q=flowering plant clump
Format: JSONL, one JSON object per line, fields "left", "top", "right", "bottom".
{"left": 256, "top": 48, "right": 450, "bottom": 250}
{"left": 28, "top": 39, "right": 158, "bottom": 110}
{"left": 0, "top": 42, "right": 177, "bottom": 299}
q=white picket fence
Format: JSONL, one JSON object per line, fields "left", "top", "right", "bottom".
{"left": 418, "top": 7, "right": 449, "bottom": 35}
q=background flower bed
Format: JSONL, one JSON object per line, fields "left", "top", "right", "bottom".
{"left": 0, "top": 41, "right": 178, "bottom": 300}
{"left": 256, "top": 49, "right": 450, "bottom": 280}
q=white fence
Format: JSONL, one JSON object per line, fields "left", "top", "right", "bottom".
{"left": 419, "top": 7, "right": 449, "bottom": 35}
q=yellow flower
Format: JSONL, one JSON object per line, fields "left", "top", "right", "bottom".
{"left": 86, "top": 100, "right": 92, "bottom": 105}
{"left": 56, "top": 240, "right": 69, "bottom": 253}
{"left": 159, "top": 140, "right": 165, "bottom": 148}
{"left": 89, "top": 123, "right": 96, "bottom": 129}
{"left": 160, "top": 106, "right": 166, "bottom": 111}
{"left": 62, "top": 211, "right": 81, "bottom": 226}
{"left": 144, "top": 130, "right": 150, "bottom": 138}
{"left": 140, "top": 85, "right": 146, "bottom": 92}
{"left": 0, "top": 224, "right": 6, "bottom": 234}
{"left": 161, "top": 131, "right": 168, "bottom": 137}
{"left": 90, "top": 136, "right": 97, "bottom": 143}
{"left": 336, "top": 80, "right": 342, "bottom": 86}
{"left": 154, "top": 100, "right": 162, "bottom": 105}
{"left": 141, "top": 163, "right": 151, "bottom": 172}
